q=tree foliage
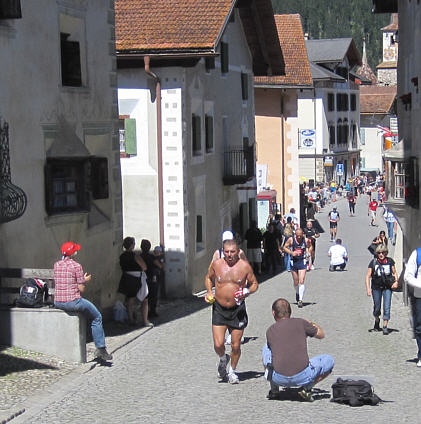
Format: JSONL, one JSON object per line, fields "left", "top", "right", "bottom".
{"left": 272, "top": 0, "right": 390, "bottom": 70}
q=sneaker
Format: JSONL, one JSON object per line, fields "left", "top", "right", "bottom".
{"left": 267, "top": 389, "right": 280, "bottom": 400}
{"left": 218, "top": 354, "right": 230, "bottom": 379}
{"left": 297, "top": 387, "right": 314, "bottom": 402}
{"left": 228, "top": 371, "right": 239, "bottom": 384}
{"left": 310, "top": 265, "right": 315, "bottom": 270}
{"left": 298, "top": 300, "right": 303, "bottom": 308}
{"left": 95, "top": 347, "right": 113, "bottom": 361}
{"left": 382, "top": 326, "right": 390, "bottom": 335}
{"left": 417, "top": 360, "right": 421, "bottom": 368}
{"left": 374, "top": 319, "right": 381, "bottom": 331}
{"left": 144, "top": 321, "right": 154, "bottom": 328}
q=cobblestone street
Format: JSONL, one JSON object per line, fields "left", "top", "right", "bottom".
{"left": 5, "top": 196, "right": 421, "bottom": 423}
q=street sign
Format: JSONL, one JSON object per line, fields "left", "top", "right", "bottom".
{"left": 299, "top": 129, "right": 316, "bottom": 149}
{"left": 336, "top": 163, "right": 344, "bottom": 175}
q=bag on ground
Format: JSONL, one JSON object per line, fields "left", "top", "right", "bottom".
{"left": 331, "top": 378, "right": 382, "bottom": 407}
{"left": 15, "top": 278, "right": 48, "bottom": 308}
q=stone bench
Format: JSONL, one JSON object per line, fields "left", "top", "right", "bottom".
{"left": 0, "top": 268, "right": 87, "bottom": 363}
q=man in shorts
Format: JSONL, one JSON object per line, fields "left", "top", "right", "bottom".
{"left": 328, "top": 207, "right": 340, "bottom": 241}
{"left": 368, "top": 199, "right": 379, "bottom": 226}
{"left": 303, "top": 220, "right": 319, "bottom": 271}
{"left": 205, "top": 239, "right": 258, "bottom": 384}
{"left": 244, "top": 220, "right": 263, "bottom": 274}
{"left": 283, "top": 228, "right": 309, "bottom": 308}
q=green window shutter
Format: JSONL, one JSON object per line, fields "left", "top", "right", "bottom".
{"left": 205, "top": 115, "right": 213, "bottom": 152}
{"left": 124, "top": 118, "right": 137, "bottom": 155}
{"left": 241, "top": 73, "right": 248, "bottom": 100}
{"left": 221, "top": 42, "right": 229, "bottom": 74}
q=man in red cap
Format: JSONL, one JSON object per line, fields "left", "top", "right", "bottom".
{"left": 54, "top": 241, "right": 112, "bottom": 361}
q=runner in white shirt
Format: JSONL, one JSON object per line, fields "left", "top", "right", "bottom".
{"left": 328, "top": 239, "right": 348, "bottom": 271}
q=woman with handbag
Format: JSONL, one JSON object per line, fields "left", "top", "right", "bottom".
{"left": 119, "top": 237, "right": 152, "bottom": 327}
{"left": 365, "top": 244, "right": 399, "bottom": 334}
{"left": 368, "top": 231, "right": 388, "bottom": 255}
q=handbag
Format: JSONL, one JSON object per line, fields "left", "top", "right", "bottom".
{"left": 367, "top": 243, "right": 377, "bottom": 255}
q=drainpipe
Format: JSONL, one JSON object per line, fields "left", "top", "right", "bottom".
{"left": 144, "top": 56, "right": 164, "bottom": 248}
{"left": 280, "top": 93, "right": 286, "bottom": 214}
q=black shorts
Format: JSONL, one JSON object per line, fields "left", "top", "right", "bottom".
{"left": 212, "top": 300, "right": 248, "bottom": 330}
{"left": 330, "top": 222, "right": 338, "bottom": 229}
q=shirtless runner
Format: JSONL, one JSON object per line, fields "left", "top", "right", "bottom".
{"left": 205, "top": 239, "right": 258, "bottom": 384}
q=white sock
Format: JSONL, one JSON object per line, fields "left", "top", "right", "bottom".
{"left": 299, "top": 284, "right": 305, "bottom": 301}
{"left": 229, "top": 365, "right": 236, "bottom": 374}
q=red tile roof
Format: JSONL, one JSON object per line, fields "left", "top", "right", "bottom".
{"left": 360, "top": 85, "right": 397, "bottom": 114}
{"left": 254, "top": 14, "right": 312, "bottom": 86}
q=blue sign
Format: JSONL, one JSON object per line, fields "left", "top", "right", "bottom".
{"left": 336, "top": 163, "right": 344, "bottom": 175}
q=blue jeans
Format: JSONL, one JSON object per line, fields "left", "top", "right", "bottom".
{"left": 284, "top": 253, "right": 291, "bottom": 271}
{"left": 371, "top": 287, "right": 392, "bottom": 321}
{"left": 411, "top": 297, "right": 421, "bottom": 359}
{"left": 55, "top": 298, "right": 106, "bottom": 349}
{"left": 262, "top": 344, "right": 334, "bottom": 388}
{"left": 386, "top": 221, "right": 394, "bottom": 240}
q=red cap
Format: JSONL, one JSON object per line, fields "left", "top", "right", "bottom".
{"left": 61, "top": 242, "right": 81, "bottom": 256}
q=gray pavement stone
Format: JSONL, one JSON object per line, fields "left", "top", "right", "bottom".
{"left": 7, "top": 196, "right": 421, "bottom": 423}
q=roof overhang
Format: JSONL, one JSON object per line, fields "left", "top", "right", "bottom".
{"left": 372, "top": 0, "right": 398, "bottom": 13}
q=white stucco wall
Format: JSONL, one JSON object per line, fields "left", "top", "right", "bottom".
{"left": 360, "top": 127, "right": 383, "bottom": 170}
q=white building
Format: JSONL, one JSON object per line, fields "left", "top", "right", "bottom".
{"left": 0, "top": 1, "right": 122, "bottom": 312}
{"left": 115, "top": 0, "right": 284, "bottom": 295}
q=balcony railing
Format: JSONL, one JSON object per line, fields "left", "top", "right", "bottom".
{"left": 223, "top": 146, "right": 254, "bottom": 185}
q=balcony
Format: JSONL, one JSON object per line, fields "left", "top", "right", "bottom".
{"left": 223, "top": 145, "right": 254, "bottom": 185}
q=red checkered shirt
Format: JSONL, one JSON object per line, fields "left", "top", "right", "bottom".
{"left": 54, "top": 258, "right": 86, "bottom": 302}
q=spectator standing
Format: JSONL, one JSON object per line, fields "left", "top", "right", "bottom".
{"left": 140, "top": 239, "right": 159, "bottom": 321}
{"left": 54, "top": 242, "right": 112, "bottom": 361}
{"left": 151, "top": 246, "right": 165, "bottom": 316}
{"left": 119, "top": 237, "right": 149, "bottom": 326}
{"left": 282, "top": 217, "right": 294, "bottom": 272}
{"left": 244, "top": 220, "right": 263, "bottom": 275}
{"left": 328, "top": 239, "right": 348, "bottom": 271}
{"left": 284, "top": 208, "right": 299, "bottom": 229}
{"left": 404, "top": 247, "right": 421, "bottom": 366}
{"left": 365, "top": 244, "right": 398, "bottom": 335}
{"left": 368, "top": 199, "right": 379, "bottom": 226}
{"left": 262, "top": 298, "right": 334, "bottom": 401}
{"left": 383, "top": 208, "right": 396, "bottom": 243}
{"left": 303, "top": 220, "right": 320, "bottom": 270}
{"left": 263, "top": 224, "right": 282, "bottom": 275}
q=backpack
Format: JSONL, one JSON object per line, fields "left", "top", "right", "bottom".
{"left": 15, "top": 278, "right": 48, "bottom": 308}
{"left": 331, "top": 378, "right": 382, "bottom": 407}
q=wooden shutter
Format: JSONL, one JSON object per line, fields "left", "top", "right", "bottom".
{"left": 241, "top": 73, "right": 248, "bottom": 100}
{"left": 192, "top": 114, "right": 201, "bottom": 154}
{"left": 221, "top": 42, "right": 229, "bottom": 74}
{"left": 124, "top": 118, "right": 137, "bottom": 155}
{"left": 91, "top": 157, "right": 109, "bottom": 199}
{"left": 205, "top": 115, "right": 213, "bottom": 152}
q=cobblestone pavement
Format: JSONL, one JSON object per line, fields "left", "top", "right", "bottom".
{"left": 6, "top": 195, "right": 421, "bottom": 423}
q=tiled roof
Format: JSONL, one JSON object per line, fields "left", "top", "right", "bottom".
{"left": 115, "top": 0, "right": 284, "bottom": 75}
{"left": 115, "top": 0, "right": 233, "bottom": 51}
{"left": 254, "top": 14, "right": 312, "bottom": 86}
{"left": 310, "top": 62, "right": 344, "bottom": 82}
{"left": 306, "top": 38, "right": 362, "bottom": 67}
{"left": 360, "top": 85, "right": 397, "bottom": 114}
{"left": 382, "top": 13, "right": 398, "bottom": 31}
{"left": 377, "top": 61, "right": 397, "bottom": 69}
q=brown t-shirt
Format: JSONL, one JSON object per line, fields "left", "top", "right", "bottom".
{"left": 266, "top": 317, "right": 317, "bottom": 376}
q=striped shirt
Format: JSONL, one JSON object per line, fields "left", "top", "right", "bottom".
{"left": 54, "top": 258, "right": 85, "bottom": 302}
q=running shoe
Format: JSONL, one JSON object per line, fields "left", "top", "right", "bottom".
{"left": 298, "top": 300, "right": 303, "bottom": 308}
{"left": 95, "top": 348, "right": 113, "bottom": 361}
{"left": 310, "top": 265, "right": 315, "bottom": 270}
{"left": 228, "top": 371, "right": 239, "bottom": 384}
{"left": 297, "top": 387, "right": 314, "bottom": 402}
{"left": 417, "top": 360, "right": 421, "bottom": 368}
{"left": 382, "top": 327, "right": 390, "bottom": 335}
{"left": 218, "top": 354, "right": 230, "bottom": 379}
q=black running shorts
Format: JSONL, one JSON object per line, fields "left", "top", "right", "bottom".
{"left": 212, "top": 300, "right": 248, "bottom": 330}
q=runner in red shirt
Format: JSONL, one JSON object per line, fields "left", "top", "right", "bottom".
{"left": 368, "top": 200, "right": 379, "bottom": 226}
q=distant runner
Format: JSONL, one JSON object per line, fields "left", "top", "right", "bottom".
{"left": 328, "top": 207, "right": 340, "bottom": 241}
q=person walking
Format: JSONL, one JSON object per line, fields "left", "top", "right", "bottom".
{"left": 283, "top": 228, "right": 309, "bottom": 308}
{"left": 347, "top": 191, "right": 356, "bottom": 216}
{"left": 262, "top": 298, "right": 334, "bottom": 401}
{"left": 328, "top": 207, "right": 340, "bottom": 241}
{"left": 244, "top": 220, "right": 263, "bottom": 275}
{"left": 282, "top": 217, "right": 294, "bottom": 272}
{"left": 204, "top": 239, "right": 258, "bottom": 384}
{"left": 365, "top": 244, "right": 399, "bottom": 335}
{"left": 54, "top": 242, "right": 112, "bottom": 361}
{"left": 368, "top": 199, "right": 379, "bottom": 226}
{"left": 404, "top": 247, "right": 421, "bottom": 366}
{"left": 263, "top": 223, "right": 282, "bottom": 275}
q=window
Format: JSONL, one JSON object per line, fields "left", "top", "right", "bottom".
{"left": 360, "top": 128, "right": 365, "bottom": 145}
{"left": 221, "top": 42, "right": 229, "bottom": 74}
{"left": 329, "top": 125, "right": 336, "bottom": 146}
{"left": 205, "top": 114, "right": 213, "bottom": 153}
{"left": 45, "top": 157, "right": 109, "bottom": 215}
{"left": 0, "top": 0, "right": 22, "bottom": 19}
{"left": 192, "top": 114, "right": 201, "bottom": 156}
{"left": 119, "top": 117, "right": 137, "bottom": 157}
{"left": 328, "top": 93, "right": 335, "bottom": 112}
{"left": 59, "top": 14, "right": 87, "bottom": 87}
{"left": 205, "top": 57, "right": 215, "bottom": 73}
{"left": 239, "top": 203, "right": 248, "bottom": 236}
{"left": 196, "top": 215, "right": 203, "bottom": 243}
{"left": 343, "top": 119, "right": 349, "bottom": 144}
{"left": 241, "top": 73, "right": 248, "bottom": 101}
{"left": 337, "top": 119, "right": 342, "bottom": 143}
{"left": 336, "top": 93, "right": 342, "bottom": 111}
{"left": 336, "top": 66, "right": 348, "bottom": 79}
{"left": 343, "top": 94, "right": 349, "bottom": 111}
{"left": 351, "top": 94, "right": 357, "bottom": 111}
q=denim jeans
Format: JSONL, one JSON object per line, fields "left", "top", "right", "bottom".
{"left": 55, "top": 298, "right": 106, "bottom": 348}
{"left": 371, "top": 287, "right": 392, "bottom": 321}
{"left": 262, "top": 344, "right": 334, "bottom": 388}
{"left": 284, "top": 253, "right": 291, "bottom": 271}
{"left": 411, "top": 297, "right": 421, "bottom": 359}
{"left": 386, "top": 221, "right": 394, "bottom": 240}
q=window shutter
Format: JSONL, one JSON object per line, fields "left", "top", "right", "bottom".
{"left": 221, "top": 42, "right": 229, "bottom": 74}
{"left": 205, "top": 115, "right": 213, "bottom": 152}
{"left": 124, "top": 118, "right": 137, "bottom": 155}
{"left": 44, "top": 163, "right": 54, "bottom": 215}
{"left": 241, "top": 73, "right": 248, "bottom": 100}
{"left": 91, "top": 157, "right": 109, "bottom": 199}
{"left": 205, "top": 57, "right": 215, "bottom": 72}
{"left": 0, "top": 0, "right": 22, "bottom": 19}
{"left": 192, "top": 114, "right": 201, "bottom": 154}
